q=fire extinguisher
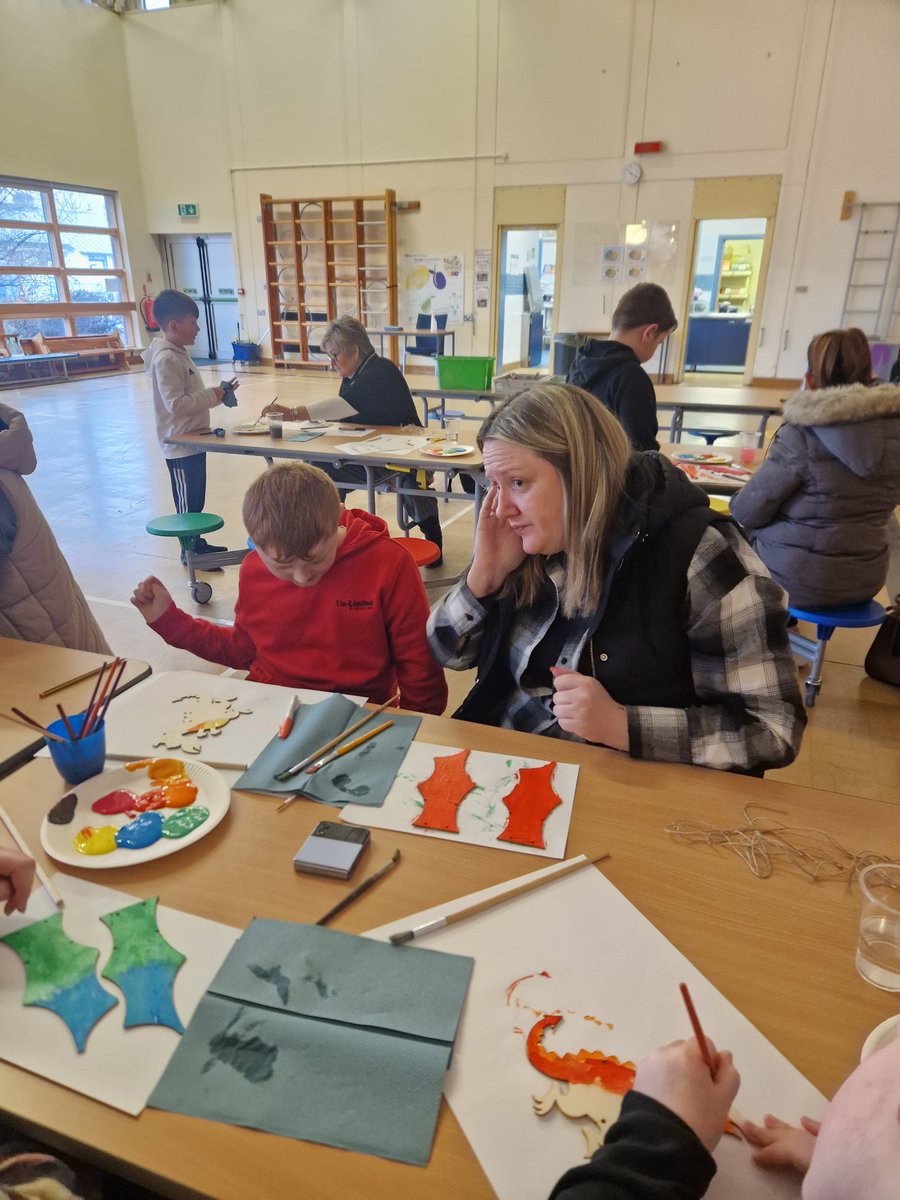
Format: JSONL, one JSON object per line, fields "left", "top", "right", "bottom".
{"left": 140, "top": 284, "right": 159, "bottom": 333}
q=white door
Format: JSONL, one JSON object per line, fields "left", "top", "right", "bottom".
{"left": 162, "top": 235, "right": 238, "bottom": 363}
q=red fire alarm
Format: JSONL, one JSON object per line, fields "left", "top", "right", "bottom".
{"left": 634, "top": 141, "right": 663, "bottom": 155}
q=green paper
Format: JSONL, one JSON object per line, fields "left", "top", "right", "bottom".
{"left": 235, "top": 694, "right": 421, "bottom": 807}
{"left": 149, "top": 921, "right": 473, "bottom": 1165}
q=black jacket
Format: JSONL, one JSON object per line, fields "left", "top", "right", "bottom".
{"left": 549, "top": 1091, "right": 716, "bottom": 1200}
{"left": 567, "top": 340, "right": 659, "bottom": 451}
{"left": 338, "top": 353, "right": 422, "bottom": 427}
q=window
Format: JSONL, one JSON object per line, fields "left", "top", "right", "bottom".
{"left": 0, "top": 178, "right": 134, "bottom": 347}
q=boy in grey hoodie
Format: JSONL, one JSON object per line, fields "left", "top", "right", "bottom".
{"left": 142, "top": 289, "right": 239, "bottom": 561}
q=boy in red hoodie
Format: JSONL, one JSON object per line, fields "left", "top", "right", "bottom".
{"left": 131, "top": 463, "right": 447, "bottom": 715}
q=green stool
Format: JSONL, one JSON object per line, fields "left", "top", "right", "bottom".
{"left": 146, "top": 513, "right": 225, "bottom": 605}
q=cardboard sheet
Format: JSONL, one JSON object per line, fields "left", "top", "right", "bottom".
{"left": 150, "top": 920, "right": 473, "bottom": 1165}
{"left": 365, "top": 864, "right": 825, "bottom": 1199}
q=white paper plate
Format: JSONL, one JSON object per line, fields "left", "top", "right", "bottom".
{"left": 232, "top": 424, "right": 272, "bottom": 436}
{"left": 673, "top": 451, "right": 732, "bottom": 464}
{"left": 40, "top": 761, "right": 229, "bottom": 869}
{"left": 423, "top": 444, "right": 475, "bottom": 457}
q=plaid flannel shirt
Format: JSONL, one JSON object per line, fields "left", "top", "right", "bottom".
{"left": 427, "top": 523, "right": 805, "bottom": 773}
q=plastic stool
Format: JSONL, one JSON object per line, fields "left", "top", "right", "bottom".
{"left": 788, "top": 600, "right": 886, "bottom": 706}
{"left": 684, "top": 427, "right": 739, "bottom": 445}
{"left": 146, "top": 512, "right": 246, "bottom": 605}
{"left": 391, "top": 536, "right": 441, "bottom": 568}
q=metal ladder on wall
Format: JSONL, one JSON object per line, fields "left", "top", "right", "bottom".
{"left": 841, "top": 202, "right": 900, "bottom": 340}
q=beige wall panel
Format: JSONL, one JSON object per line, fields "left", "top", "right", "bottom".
{"left": 645, "top": 1, "right": 806, "bottom": 153}
{"left": 356, "top": 0, "right": 479, "bottom": 161}
{"left": 496, "top": 0, "right": 632, "bottom": 162}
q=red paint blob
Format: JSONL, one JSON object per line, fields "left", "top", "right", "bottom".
{"left": 91, "top": 789, "right": 138, "bottom": 815}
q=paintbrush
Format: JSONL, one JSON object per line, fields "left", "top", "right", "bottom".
{"left": 305, "top": 720, "right": 392, "bottom": 774}
{"left": 0, "top": 803, "right": 64, "bottom": 909}
{"left": 389, "top": 853, "right": 610, "bottom": 945}
{"left": 274, "top": 693, "right": 399, "bottom": 785}
{"left": 38, "top": 664, "right": 105, "bottom": 699}
{"left": 5, "top": 709, "right": 66, "bottom": 744}
{"left": 315, "top": 849, "right": 401, "bottom": 927}
{"left": 679, "top": 982, "right": 716, "bottom": 1076}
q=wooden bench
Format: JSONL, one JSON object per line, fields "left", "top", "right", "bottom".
{"left": 17, "top": 334, "right": 138, "bottom": 377}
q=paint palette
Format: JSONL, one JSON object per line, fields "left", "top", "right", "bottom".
{"left": 40, "top": 761, "right": 229, "bottom": 869}
{"left": 673, "top": 451, "right": 732, "bottom": 465}
{"left": 232, "top": 424, "right": 273, "bottom": 436}
{"left": 423, "top": 444, "right": 475, "bottom": 457}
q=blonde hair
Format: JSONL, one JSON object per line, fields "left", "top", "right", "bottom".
{"left": 807, "top": 328, "right": 872, "bottom": 389}
{"left": 242, "top": 463, "right": 341, "bottom": 558}
{"left": 478, "top": 384, "right": 630, "bottom": 617}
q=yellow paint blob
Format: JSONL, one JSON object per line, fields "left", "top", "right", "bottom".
{"left": 73, "top": 825, "right": 118, "bottom": 856}
{"left": 147, "top": 758, "right": 187, "bottom": 781}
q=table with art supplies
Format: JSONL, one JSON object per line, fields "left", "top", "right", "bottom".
{"left": 0, "top": 672, "right": 897, "bottom": 1200}
{"left": 0, "top": 639, "right": 151, "bottom": 777}
{"left": 165, "top": 422, "right": 487, "bottom": 532}
{"left": 663, "top": 443, "right": 763, "bottom": 493}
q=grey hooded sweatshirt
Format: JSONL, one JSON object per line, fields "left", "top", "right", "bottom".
{"left": 730, "top": 382, "right": 900, "bottom": 608}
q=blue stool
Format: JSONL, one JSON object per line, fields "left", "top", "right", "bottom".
{"left": 684, "top": 427, "right": 739, "bottom": 445}
{"left": 788, "top": 600, "right": 886, "bottom": 706}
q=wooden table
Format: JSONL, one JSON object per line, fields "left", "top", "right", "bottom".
{"left": 0, "top": 640, "right": 151, "bottom": 778}
{"left": 655, "top": 384, "right": 784, "bottom": 444}
{"left": 662, "top": 443, "right": 762, "bottom": 494}
{"left": 0, "top": 706, "right": 896, "bottom": 1200}
{"left": 167, "top": 425, "right": 486, "bottom": 528}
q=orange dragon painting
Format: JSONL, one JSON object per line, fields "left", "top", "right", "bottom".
{"left": 526, "top": 1013, "right": 636, "bottom": 1157}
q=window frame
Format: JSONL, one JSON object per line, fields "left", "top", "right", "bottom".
{"left": 0, "top": 178, "right": 135, "bottom": 344}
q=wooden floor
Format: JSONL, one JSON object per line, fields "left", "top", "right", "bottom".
{"left": 5, "top": 364, "right": 899, "bottom": 806}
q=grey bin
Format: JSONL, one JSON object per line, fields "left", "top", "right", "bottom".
{"left": 553, "top": 333, "right": 577, "bottom": 377}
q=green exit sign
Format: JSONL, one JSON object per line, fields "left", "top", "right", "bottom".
{"left": 177, "top": 203, "right": 198, "bottom": 217}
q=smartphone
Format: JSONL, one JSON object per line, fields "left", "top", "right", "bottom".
{"left": 292, "top": 821, "right": 370, "bottom": 880}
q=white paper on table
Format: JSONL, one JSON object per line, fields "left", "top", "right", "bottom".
{"left": 333, "top": 435, "right": 430, "bottom": 457}
{"left": 96, "top": 672, "right": 363, "bottom": 788}
{"left": 0, "top": 875, "right": 239, "bottom": 1115}
{"left": 304, "top": 395, "right": 357, "bottom": 421}
{"left": 366, "top": 865, "right": 825, "bottom": 1200}
{"left": 292, "top": 422, "right": 375, "bottom": 437}
{"left": 340, "top": 742, "right": 578, "bottom": 859}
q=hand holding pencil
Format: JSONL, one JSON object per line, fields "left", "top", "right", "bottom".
{"left": 632, "top": 1037, "right": 740, "bottom": 1153}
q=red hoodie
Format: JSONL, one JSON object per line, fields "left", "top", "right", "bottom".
{"left": 150, "top": 509, "right": 447, "bottom": 715}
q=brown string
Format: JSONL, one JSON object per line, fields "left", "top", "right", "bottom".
{"left": 665, "top": 803, "right": 897, "bottom": 884}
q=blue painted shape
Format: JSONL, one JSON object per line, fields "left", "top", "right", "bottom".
{"left": 100, "top": 897, "right": 186, "bottom": 1033}
{"left": 111, "top": 961, "right": 185, "bottom": 1033}
{"left": 32, "top": 973, "right": 118, "bottom": 1052}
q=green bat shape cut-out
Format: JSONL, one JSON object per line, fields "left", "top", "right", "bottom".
{"left": 0, "top": 914, "right": 117, "bottom": 1053}
{"left": 100, "top": 897, "right": 186, "bottom": 1033}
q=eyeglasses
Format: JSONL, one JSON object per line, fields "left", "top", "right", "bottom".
{"left": 324, "top": 348, "right": 343, "bottom": 362}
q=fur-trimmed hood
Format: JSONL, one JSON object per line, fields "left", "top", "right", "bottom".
{"left": 782, "top": 382, "right": 900, "bottom": 426}
{"left": 781, "top": 382, "right": 900, "bottom": 479}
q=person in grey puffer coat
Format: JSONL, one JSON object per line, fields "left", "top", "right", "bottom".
{"left": 730, "top": 329, "right": 900, "bottom": 609}
{"left": 0, "top": 402, "right": 111, "bottom": 652}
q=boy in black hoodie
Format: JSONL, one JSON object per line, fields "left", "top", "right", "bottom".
{"left": 567, "top": 283, "right": 677, "bottom": 451}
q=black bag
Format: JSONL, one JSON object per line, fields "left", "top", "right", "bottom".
{"left": 864, "top": 596, "right": 900, "bottom": 687}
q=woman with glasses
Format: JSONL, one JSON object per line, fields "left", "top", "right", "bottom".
{"left": 262, "top": 316, "right": 444, "bottom": 561}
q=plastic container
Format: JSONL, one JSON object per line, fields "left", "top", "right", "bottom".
{"left": 232, "top": 341, "right": 261, "bottom": 365}
{"left": 435, "top": 356, "right": 494, "bottom": 390}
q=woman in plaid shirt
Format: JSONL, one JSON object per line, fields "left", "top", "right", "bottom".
{"left": 427, "top": 385, "right": 805, "bottom": 774}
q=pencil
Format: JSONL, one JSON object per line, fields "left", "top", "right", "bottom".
{"left": 0, "top": 803, "right": 64, "bottom": 909}
{"left": 4, "top": 709, "right": 66, "bottom": 744}
{"left": 38, "top": 664, "right": 105, "bottom": 699}
{"left": 389, "top": 852, "right": 610, "bottom": 945}
{"left": 679, "top": 982, "right": 716, "bottom": 1077}
{"left": 274, "top": 693, "right": 400, "bottom": 783}
{"left": 305, "top": 720, "right": 393, "bottom": 774}
{"left": 56, "top": 704, "right": 77, "bottom": 741}
{"left": 315, "top": 849, "right": 401, "bottom": 926}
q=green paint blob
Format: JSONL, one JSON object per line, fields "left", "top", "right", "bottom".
{"left": 161, "top": 806, "right": 210, "bottom": 839}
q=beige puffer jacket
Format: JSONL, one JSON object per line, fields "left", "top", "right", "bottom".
{"left": 0, "top": 403, "right": 111, "bottom": 653}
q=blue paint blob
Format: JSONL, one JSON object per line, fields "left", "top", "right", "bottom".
{"left": 114, "top": 811, "right": 164, "bottom": 850}
{"left": 113, "top": 962, "right": 185, "bottom": 1033}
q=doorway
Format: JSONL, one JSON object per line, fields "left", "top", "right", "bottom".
{"left": 496, "top": 227, "right": 557, "bottom": 372}
{"left": 678, "top": 175, "right": 780, "bottom": 386}
{"left": 160, "top": 234, "right": 238, "bottom": 363}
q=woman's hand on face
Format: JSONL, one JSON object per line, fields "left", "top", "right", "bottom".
{"left": 550, "top": 667, "right": 629, "bottom": 750}
{"left": 466, "top": 483, "right": 528, "bottom": 598}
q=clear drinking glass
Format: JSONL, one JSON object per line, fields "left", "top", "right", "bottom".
{"left": 444, "top": 418, "right": 462, "bottom": 446}
{"left": 856, "top": 862, "right": 900, "bottom": 991}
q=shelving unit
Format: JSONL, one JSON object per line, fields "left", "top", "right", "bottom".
{"left": 717, "top": 263, "right": 753, "bottom": 311}
{"left": 260, "top": 190, "right": 399, "bottom": 370}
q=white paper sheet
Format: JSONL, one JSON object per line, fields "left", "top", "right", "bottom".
{"left": 0, "top": 875, "right": 239, "bottom": 1115}
{"left": 304, "top": 395, "right": 357, "bottom": 420}
{"left": 340, "top": 742, "right": 578, "bottom": 859}
{"left": 366, "top": 865, "right": 825, "bottom": 1200}
{"left": 333, "top": 435, "right": 430, "bottom": 457}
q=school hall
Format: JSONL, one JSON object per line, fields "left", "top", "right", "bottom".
{"left": 0, "top": 1, "right": 898, "bottom": 1197}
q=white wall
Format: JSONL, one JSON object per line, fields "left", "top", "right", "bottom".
{"left": 0, "top": 0, "right": 159, "bottom": 335}
{"left": 4, "top": 0, "right": 899, "bottom": 377}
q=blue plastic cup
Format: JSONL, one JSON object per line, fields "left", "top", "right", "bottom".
{"left": 46, "top": 715, "right": 106, "bottom": 786}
